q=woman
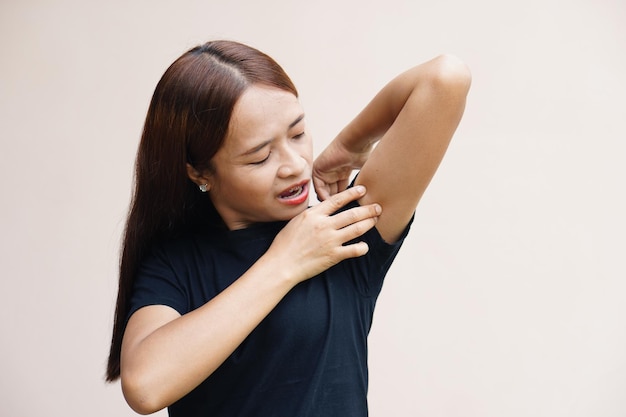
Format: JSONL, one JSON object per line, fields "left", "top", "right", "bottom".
{"left": 106, "top": 40, "right": 470, "bottom": 416}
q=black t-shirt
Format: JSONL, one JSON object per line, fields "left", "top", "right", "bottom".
{"left": 129, "top": 201, "right": 412, "bottom": 416}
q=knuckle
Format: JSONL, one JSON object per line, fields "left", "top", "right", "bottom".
{"left": 329, "top": 193, "right": 344, "bottom": 209}
{"left": 347, "top": 210, "right": 359, "bottom": 224}
{"left": 313, "top": 222, "right": 325, "bottom": 234}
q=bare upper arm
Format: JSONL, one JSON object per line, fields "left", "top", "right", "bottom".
{"left": 121, "top": 305, "right": 182, "bottom": 367}
{"left": 355, "top": 55, "right": 471, "bottom": 243}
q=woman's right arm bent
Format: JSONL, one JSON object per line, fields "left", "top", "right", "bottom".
{"left": 120, "top": 186, "right": 380, "bottom": 414}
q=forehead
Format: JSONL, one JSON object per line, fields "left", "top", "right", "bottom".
{"left": 224, "top": 85, "right": 303, "bottom": 151}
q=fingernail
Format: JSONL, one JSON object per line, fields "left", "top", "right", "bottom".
{"left": 375, "top": 204, "right": 382, "bottom": 214}
{"left": 356, "top": 185, "right": 366, "bottom": 194}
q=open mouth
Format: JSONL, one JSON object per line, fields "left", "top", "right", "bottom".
{"left": 279, "top": 185, "right": 305, "bottom": 199}
{"left": 278, "top": 181, "right": 309, "bottom": 205}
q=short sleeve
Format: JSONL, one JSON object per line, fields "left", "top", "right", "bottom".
{"left": 127, "top": 244, "right": 189, "bottom": 322}
{"left": 337, "top": 199, "right": 414, "bottom": 297}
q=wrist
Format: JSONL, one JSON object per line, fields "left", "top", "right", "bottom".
{"left": 335, "top": 125, "right": 377, "bottom": 155}
{"left": 257, "top": 248, "right": 305, "bottom": 289}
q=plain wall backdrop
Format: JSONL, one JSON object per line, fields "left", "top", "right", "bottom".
{"left": 1, "top": 0, "right": 624, "bottom": 416}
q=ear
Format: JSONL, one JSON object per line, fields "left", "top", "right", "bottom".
{"left": 186, "top": 163, "right": 213, "bottom": 191}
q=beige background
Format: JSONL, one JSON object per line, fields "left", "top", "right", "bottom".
{"left": 1, "top": 0, "right": 625, "bottom": 416}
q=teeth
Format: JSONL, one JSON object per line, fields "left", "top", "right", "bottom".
{"left": 282, "top": 185, "right": 303, "bottom": 198}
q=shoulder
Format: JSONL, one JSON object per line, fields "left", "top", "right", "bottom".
{"left": 145, "top": 232, "right": 209, "bottom": 263}
{"left": 140, "top": 223, "right": 286, "bottom": 279}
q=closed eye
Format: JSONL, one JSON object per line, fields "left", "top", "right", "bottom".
{"left": 250, "top": 152, "right": 271, "bottom": 165}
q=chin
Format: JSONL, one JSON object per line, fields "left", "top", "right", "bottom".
{"left": 279, "top": 205, "right": 309, "bottom": 221}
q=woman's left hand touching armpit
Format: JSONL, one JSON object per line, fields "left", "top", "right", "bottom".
{"left": 312, "top": 137, "right": 373, "bottom": 201}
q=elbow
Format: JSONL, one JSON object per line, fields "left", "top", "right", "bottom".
{"left": 121, "top": 372, "right": 168, "bottom": 415}
{"left": 428, "top": 54, "right": 472, "bottom": 96}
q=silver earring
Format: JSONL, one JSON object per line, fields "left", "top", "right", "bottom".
{"left": 199, "top": 184, "right": 208, "bottom": 193}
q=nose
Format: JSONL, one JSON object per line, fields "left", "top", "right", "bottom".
{"left": 277, "top": 142, "right": 306, "bottom": 178}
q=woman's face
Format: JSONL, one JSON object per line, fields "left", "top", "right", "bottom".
{"left": 206, "top": 85, "right": 313, "bottom": 230}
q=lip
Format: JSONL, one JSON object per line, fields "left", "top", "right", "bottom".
{"left": 277, "top": 179, "right": 310, "bottom": 206}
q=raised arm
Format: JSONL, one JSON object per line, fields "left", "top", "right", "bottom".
{"left": 313, "top": 54, "right": 471, "bottom": 243}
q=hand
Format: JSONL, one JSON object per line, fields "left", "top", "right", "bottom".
{"left": 266, "top": 186, "right": 381, "bottom": 284}
{"left": 312, "top": 139, "right": 373, "bottom": 201}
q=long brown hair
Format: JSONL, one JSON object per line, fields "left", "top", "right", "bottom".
{"left": 106, "top": 40, "right": 298, "bottom": 382}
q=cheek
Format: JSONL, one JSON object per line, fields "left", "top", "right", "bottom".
{"left": 300, "top": 136, "right": 314, "bottom": 163}
{"left": 241, "top": 168, "right": 277, "bottom": 195}
{"left": 213, "top": 170, "right": 251, "bottom": 196}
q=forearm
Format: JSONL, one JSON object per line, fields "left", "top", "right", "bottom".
{"left": 121, "top": 255, "right": 295, "bottom": 414}
{"left": 120, "top": 186, "right": 380, "bottom": 414}
{"left": 314, "top": 55, "right": 470, "bottom": 242}
{"left": 334, "top": 66, "right": 423, "bottom": 152}
{"left": 335, "top": 55, "right": 470, "bottom": 153}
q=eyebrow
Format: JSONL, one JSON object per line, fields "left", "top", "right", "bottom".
{"left": 240, "top": 113, "right": 305, "bottom": 156}
{"left": 288, "top": 113, "right": 305, "bottom": 129}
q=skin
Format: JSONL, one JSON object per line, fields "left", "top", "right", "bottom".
{"left": 120, "top": 55, "right": 471, "bottom": 414}
{"left": 190, "top": 86, "right": 315, "bottom": 230}
{"left": 314, "top": 54, "right": 472, "bottom": 243}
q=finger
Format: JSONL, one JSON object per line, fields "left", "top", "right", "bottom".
{"left": 336, "top": 241, "right": 370, "bottom": 259}
{"left": 331, "top": 203, "right": 382, "bottom": 230}
{"left": 313, "top": 177, "right": 331, "bottom": 202}
{"left": 337, "top": 178, "right": 350, "bottom": 194}
{"left": 317, "top": 185, "right": 367, "bottom": 214}
{"left": 312, "top": 168, "right": 343, "bottom": 184}
{"left": 337, "top": 216, "right": 378, "bottom": 245}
